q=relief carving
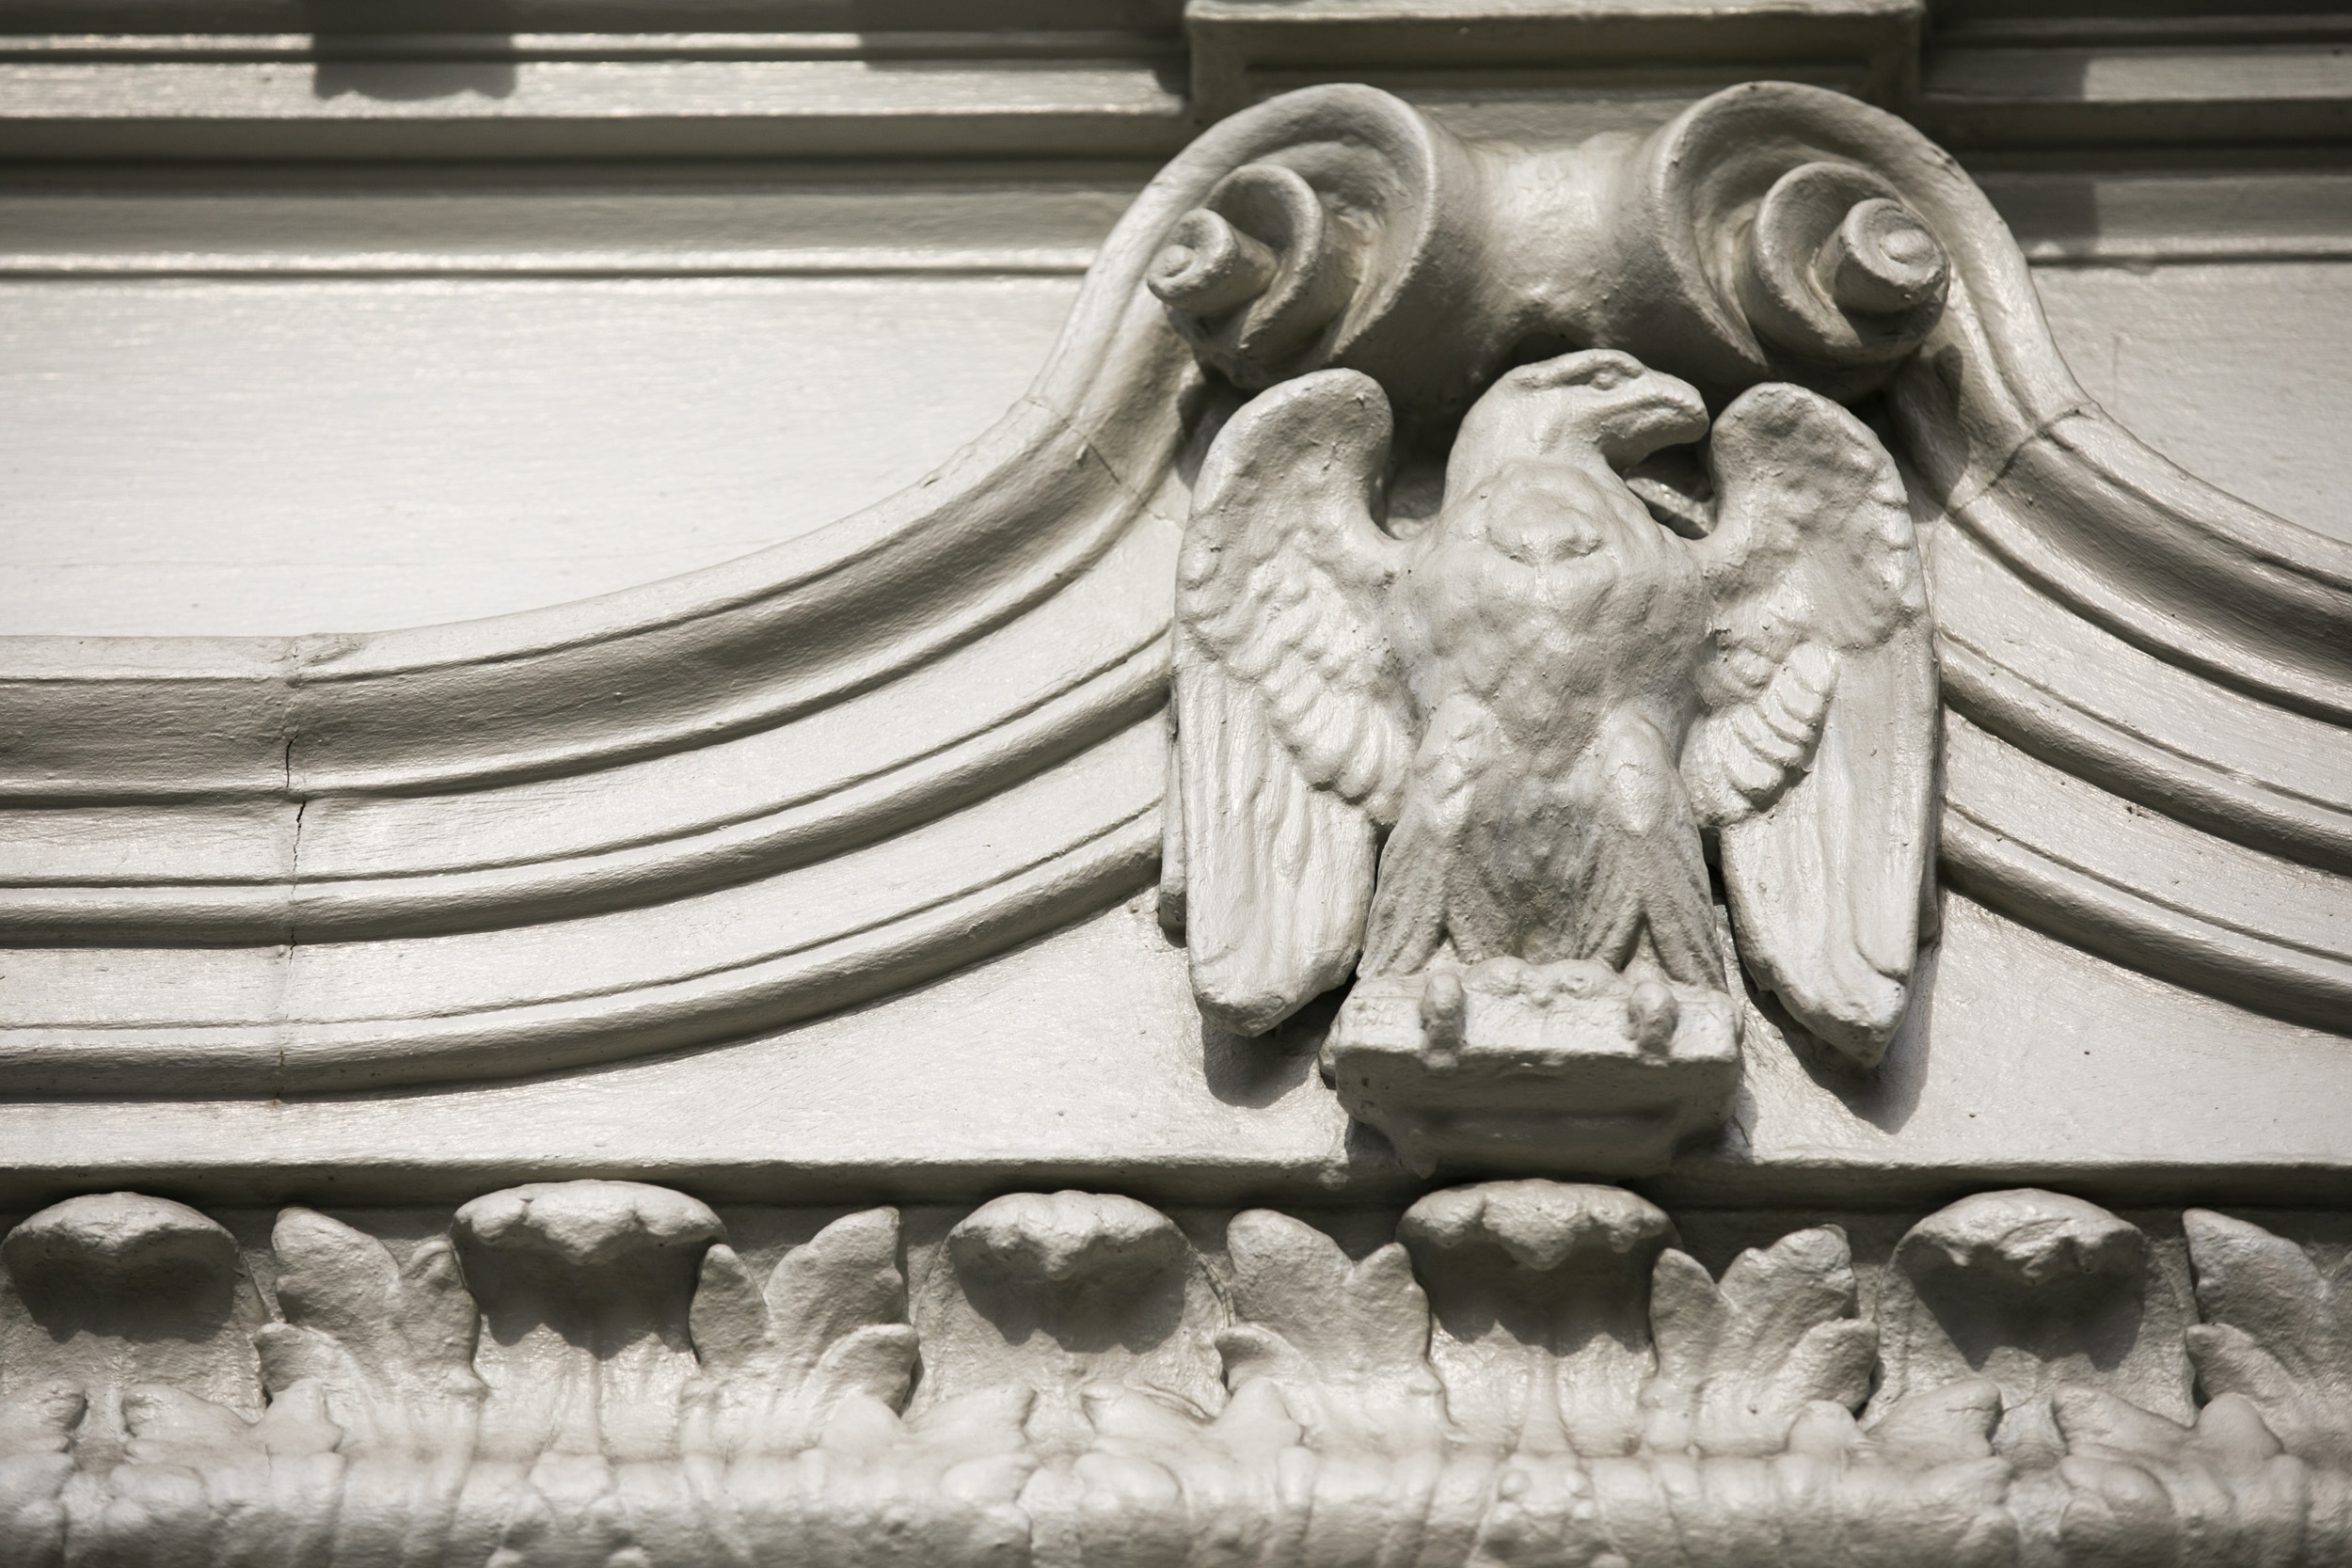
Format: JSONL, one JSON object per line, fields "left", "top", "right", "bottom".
{"left": 1868, "top": 1191, "right": 2195, "bottom": 1437}
{"left": 0, "top": 1180, "right": 2346, "bottom": 1564}
{"left": 1161, "top": 349, "right": 1935, "bottom": 1171}
{"left": 0, "top": 78, "right": 2343, "bottom": 1088}
{"left": 1141, "top": 75, "right": 2352, "bottom": 1056}
{"left": 0, "top": 44, "right": 2344, "bottom": 1568}
{"left": 684, "top": 1206, "right": 916, "bottom": 1463}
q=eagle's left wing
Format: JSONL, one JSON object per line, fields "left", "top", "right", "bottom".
{"left": 1682, "top": 384, "right": 1937, "bottom": 1067}
{"left": 1168, "top": 370, "right": 1414, "bottom": 1037}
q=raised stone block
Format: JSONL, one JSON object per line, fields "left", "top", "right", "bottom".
{"left": 1325, "top": 958, "right": 1741, "bottom": 1176}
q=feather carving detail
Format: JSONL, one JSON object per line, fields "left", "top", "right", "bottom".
{"left": 1166, "top": 355, "right": 1936, "bottom": 1067}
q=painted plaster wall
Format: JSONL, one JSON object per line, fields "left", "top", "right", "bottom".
{"left": 0, "top": 275, "right": 1088, "bottom": 636}
{"left": 3, "top": 248, "right": 2346, "bottom": 639}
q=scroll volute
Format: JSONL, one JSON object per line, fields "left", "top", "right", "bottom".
{"left": 1138, "top": 85, "right": 1959, "bottom": 424}
{"left": 1593, "top": 84, "right": 1961, "bottom": 404}
{"left": 1737, "top": 162, "right": 1950, "bottom": 372}
{"left": 1147, "top": 161, "right": 1364, "bottom": 389}
{"left": 1137, "top": 87, "right": 1510, "bottom": 430}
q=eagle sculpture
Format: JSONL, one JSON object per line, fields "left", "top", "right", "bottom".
{"left": 1160, "top": 349, "right": 1937, "bottom": 1069}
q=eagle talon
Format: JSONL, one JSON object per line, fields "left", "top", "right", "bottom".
{"left": 1627, "top": 980, "right": 1680, "bottom": 1054}
{"left": 1419, "top": 971, "right": 1467, "bottom": 1069}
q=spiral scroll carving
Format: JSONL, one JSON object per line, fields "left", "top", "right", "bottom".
{"left": 1142, "top": 91, "right": 1960, "bottom": 413}
{"left": 1736, "top": 162, "right": 1949, "bottom": 369}
{"left": 1148, "top": 162, "right": 1366, "bottom": 389}
{"left": 1129, "top": 87, "right": 1502, "bottom": 426}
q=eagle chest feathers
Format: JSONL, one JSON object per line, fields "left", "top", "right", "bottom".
{"left": 1401, "top": 454, "right": 1712, "bottom": 764}
{"left": 1167, "top": 349, "right": 1937, "bottom": 1071}
{"left": 1393, "top": 453, "right": 1721, "bottom": 981}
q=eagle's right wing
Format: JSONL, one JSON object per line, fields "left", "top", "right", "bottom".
{"left": 1168, "top": 370, "right": 1415, "bottom": 1036}
{"left": 1682, "top": 383, "right": 1937, "bottom": 1068}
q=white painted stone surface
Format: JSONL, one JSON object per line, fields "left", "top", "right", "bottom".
{"left": 0, "top": 13, "right": 2348, "bottom": 1559}
{"left": 0, "top": 893, "right": 2344, "bottom": 1211}
{"left": 6, "top": 240, "right": 2349, "bottom": 636}
{"left": 2034, "top": 260, "right": 2352, "bottom": 544}
{"left": 0, "top": 76, "right": 2340, "bottom": 1163}
{"left": 0, "top": 275, "right": 1084, "bottom": 635}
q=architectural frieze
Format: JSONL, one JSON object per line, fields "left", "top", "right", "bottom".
{"left": 0, "top": 1180, "right": 2347, "bottom": 1566}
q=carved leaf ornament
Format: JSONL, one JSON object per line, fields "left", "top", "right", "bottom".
{"left": 0, "top": 1180, "right": 2345, "bottom": 1563}
{"left": 0, "top": 82, "right": 2343, "bottom": 1092}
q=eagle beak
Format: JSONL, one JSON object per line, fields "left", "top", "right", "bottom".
{"left": 1598, "top": 383, "right": 1711, "bottom": 467}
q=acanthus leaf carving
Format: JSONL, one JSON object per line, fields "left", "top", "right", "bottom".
{"left": 681, "top": 1207, "right": 916, "bottom": 1463}
{"left": 258, "top": 1206, "right": 487, "bottom": 1455}
{"left": 0, "top": 1194, "right": 272, "bottom": 1469}
{"left": 1869, "top": 1188, "right": 2196, "bottom": 1484}
{"left": 1640, "top": 1225, "right": 1879, "bottom": 1459}
{"left": 922, "top": 1190, "right": 1225, "bottom": 1459}
{"left": 0, "top": 1180, "right": 2344, "bottom": 1561}
{"left": 1400, "top": 1180, "right": 1674, "bottom": 1458}
{"left": 1216, "top": 1207, "right": 1449, "bottom": 1453}
{"left": 2181, "top": 1207, "right": 2352, "bottom": 1471}
{"left": 2044, "top": 1385, "right": 2326, "bottom": 1568}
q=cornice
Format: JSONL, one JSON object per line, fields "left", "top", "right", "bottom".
{"left": 3, "top": 0, "right": 2347, "bottom": 161}
{"left": 1183, "top": 0, "right": 1927, "bottom": 120}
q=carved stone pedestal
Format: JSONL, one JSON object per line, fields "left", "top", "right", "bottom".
{"left": 1326, "top": 961, "right": 1741, "bottom": 1175}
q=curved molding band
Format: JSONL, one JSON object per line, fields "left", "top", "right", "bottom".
{"left": 1638, "top": 83, "right": 2352, "bottom": 726}
{"left": 1931, "top": 523, "right": 2352, "bottom": 878}
{"left": 0, "top": 87, "right": 1459, "bottom": 1091}
{"left": 1942, "top": 716, "right": 2352, "bottom": 1032}
{"left": 0, "top": 534, "right": 1173, "bottom": 944}
{"left": 0, "top": 728, "right": 1162, "bottom": 1096}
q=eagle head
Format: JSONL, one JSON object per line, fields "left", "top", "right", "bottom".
{"left": 1448, "top": 350, "right": 1709, "bottom": 495}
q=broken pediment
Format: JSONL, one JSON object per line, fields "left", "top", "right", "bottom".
{"left": 0, "top": 82, "right": 2341, "bottom": 1156}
